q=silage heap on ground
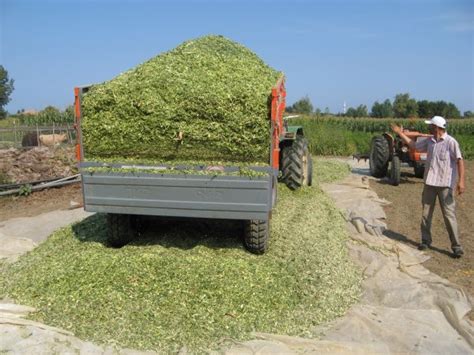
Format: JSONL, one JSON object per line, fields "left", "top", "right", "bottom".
{"left": 0, "top": 159, "right": 361, "bottom": 353}
{"left": 81, "top": 35, "right": 280, "bottom": 164}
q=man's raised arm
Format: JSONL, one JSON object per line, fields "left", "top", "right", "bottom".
{"left": 391, "top": 124, "right": 415, "bottom": 149}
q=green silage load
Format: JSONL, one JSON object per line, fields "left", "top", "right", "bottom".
{"left": 81, "top": 35, "right": 281, "bottom": 164}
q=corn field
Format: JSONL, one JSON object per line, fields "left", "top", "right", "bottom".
{"left": 292, "top": 116, "right": 474, "bottom": 159}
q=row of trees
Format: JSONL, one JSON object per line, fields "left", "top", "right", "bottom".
{"left": 0, "top": 66, "right": 14, "bottom": 119}
{"left": 368, "top": 93, "right": 464, "bottom": 118}
{"left": 288, "top": 93, "right": 473, "bottom": 119}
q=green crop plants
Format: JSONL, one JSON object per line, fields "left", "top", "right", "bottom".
{"left": 292, "top": 116, "right": 474, "bottom": 159}
{"left": 0, "top": 160, "right": 361, "bottom": 353}
{"left": 81, "top": 35, "right": 281, "bottom": 164}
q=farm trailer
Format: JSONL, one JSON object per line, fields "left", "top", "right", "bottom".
{"left": 74, "top": 77, "right": 313, "bottom": 254}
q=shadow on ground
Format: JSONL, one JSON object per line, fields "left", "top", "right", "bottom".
{"left": 383, "top": 229, "right": 453, "bottom": 258}
{"left": 71, "top": 213, "right": 245, "bottom": 251}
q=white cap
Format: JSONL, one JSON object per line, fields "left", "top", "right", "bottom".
{"left": 425, "top": 116, "right": 446, "bottom": 129}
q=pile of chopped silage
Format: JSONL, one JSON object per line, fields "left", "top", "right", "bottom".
{"left": 81, "top": 35, "right": 281, "bottom": 163}
{"left": 0, "top": 159, "right": 361, "bottom": 353}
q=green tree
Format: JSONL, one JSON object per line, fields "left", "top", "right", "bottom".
{"left": 371, "top": 99, "right": 393, "bottom": 118}
{"left": 393, "top": 93, "right": 418, "bottom": 118}
{"left": 417, "top": 100, "right": 434, "bottom": 118}
{"left": 464, "top": 110, "right": 474, "bottom": 118}
{"left": 418, "top": 100, "right": 461, "bottom": 119}
{"left": 289, "top": 95, "right": 313, "bottom": 114}
{"left": 346, "top": 104, "right": 368, "bottom": 118}
{"left": 444, "top": 102, "right": 461, "bottom": 118}
{"left": 0, "top": 66, "right": 15, "bottom": 119}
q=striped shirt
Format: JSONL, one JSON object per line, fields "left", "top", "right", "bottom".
{"left": 415, "top": 133, "right": 463, "bottom": 189}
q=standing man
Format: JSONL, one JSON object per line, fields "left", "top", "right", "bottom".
{"left": 391, "top": 116, "right": 465, "bottom": 258}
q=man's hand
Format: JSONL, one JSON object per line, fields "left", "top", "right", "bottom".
{"left": 456, "top": 181, "right": 465, "bottom": 195}
{"left": 391, "top": 123, "right": 414, "bottom": 149}
{"left": 391, "top": 123, "right": 402, "bottom": 136}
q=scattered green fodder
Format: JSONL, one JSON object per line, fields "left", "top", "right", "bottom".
{"left": 293, "top": 117, "right": 474, "bottom": 159}
{"left": 0, "top": 160, "right": 361, "bottom": 353}
{"left": 313, "top": 157, "right": 351, "bottom": 183}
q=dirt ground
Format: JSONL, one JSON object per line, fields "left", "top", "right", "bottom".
{"left": 0, "top": 183, "right": 83, "bottom": 222}
{"left": 370, "top": 160, "right": 473, "bottom": 302}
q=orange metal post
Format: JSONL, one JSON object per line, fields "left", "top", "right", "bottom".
{"left": 270, "top": 76, "right": 286, "bottom": 170}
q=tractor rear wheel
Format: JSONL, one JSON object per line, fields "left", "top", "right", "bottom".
{"left": 243, "top": 218, "right": 269, "bottom": 254}
{"left": 281, "top": 136, "right": 312, "bottom": 190}
{"left": 369, "top": 136, "right": 390, "bottom": 178}
{"left": 107, "top": 213, "right": 135, "bottom": 248}
{"left": 390, "top": 155, "right": 401, "bottom": 186}
{"left": 414, "top": 163, "right": 425, "bottom": 178}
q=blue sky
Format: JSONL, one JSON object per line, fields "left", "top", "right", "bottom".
{"left": 1, "top": 0, "right": 473, "bottom": 114}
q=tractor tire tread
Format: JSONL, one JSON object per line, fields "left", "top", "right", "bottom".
{"left": 281, "top": 136, "right": 310, "bottom": 190}
{"left": 370, "top": 136, "right": 390, "bottom": 178}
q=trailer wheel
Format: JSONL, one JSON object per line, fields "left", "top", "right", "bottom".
{"left": 281, "top": 136, "right": 311, "bottom": 190}
{"left": 107, "top": 213, "right": 134, "bottom": 248}
{"left": 414, "top": 163, "right": 425, "bottom": 178}
{"left": 369, "top": 136, "right": 390, "bottom": 178}
{"left": 390, "top": 155, "right": 401, "bottom": 186}
{"left": 244, "top": 219, "right": 269, "bottom": 254}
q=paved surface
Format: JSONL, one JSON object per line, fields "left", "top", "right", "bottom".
{"left": 0, "top": 208, "right": 93, "bottom": 263}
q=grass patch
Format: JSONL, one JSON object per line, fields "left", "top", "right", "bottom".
{"left": 0, "top": 160, "right": 360, "bottom": 353}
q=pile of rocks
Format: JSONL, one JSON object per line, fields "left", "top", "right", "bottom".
{"left": 0, "top": 147, "right": 77, "bottom": 184}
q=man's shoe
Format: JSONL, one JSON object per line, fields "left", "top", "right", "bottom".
{"left": 452, "top": 249, "right": 464, "bottom": 258}
{"left": 418, "top": 243, "right": 430, "bottom": 251}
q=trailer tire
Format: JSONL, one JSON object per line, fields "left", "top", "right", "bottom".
{"left": 369, "top": 136, "right": 390, "bottom": 178}
{"left": 390, "top": 155, "right": 401, "bottom": 186}
{"left": 281, "top": 136, "right": 310, "bottom": 190}
{"left": 107, "top": 213, "right": 134, "bottom": 248}
{"left": 414, "top": 163, "right": 425, "bottom": 178}
{"left": 244, "top": 219, "right": 269, "bottom": 254}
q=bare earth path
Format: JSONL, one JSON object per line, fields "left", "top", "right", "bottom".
{"left": 370, "top": 160, "right": 474, "bottom": 303}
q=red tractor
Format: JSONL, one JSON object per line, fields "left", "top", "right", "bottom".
{"left": 369, "top": 128, "right": 432, "bottom": 186}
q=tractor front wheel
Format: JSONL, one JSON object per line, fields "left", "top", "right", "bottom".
{"left": 369, "top": 136, "right": 390, "bottom": 178}
{"left": 390, "top": 155, "right": 401, "bottom": 186}
{"left": 281, "top": 136, "right": 312, "bottom": 190}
